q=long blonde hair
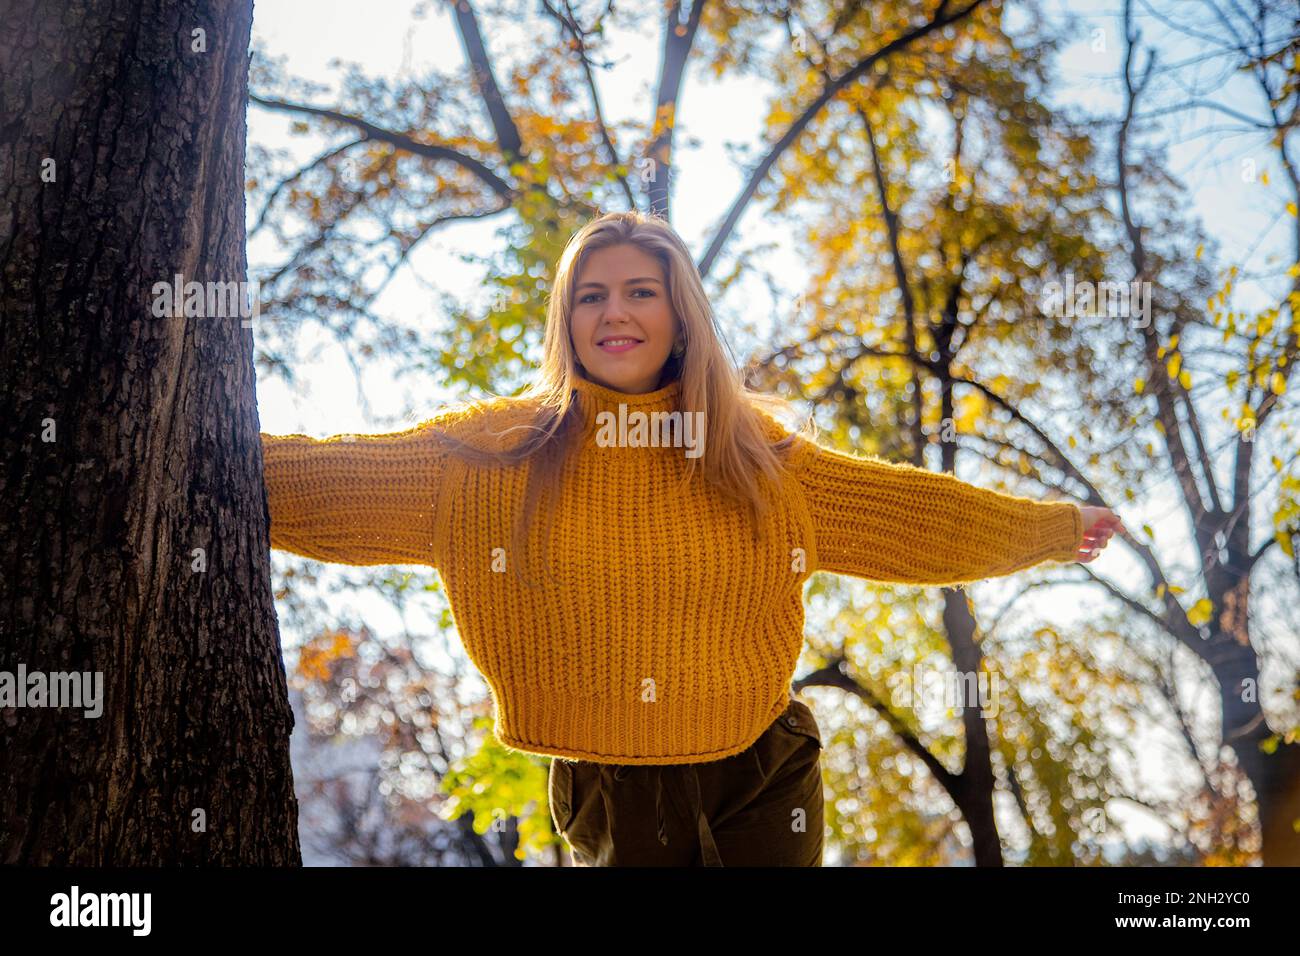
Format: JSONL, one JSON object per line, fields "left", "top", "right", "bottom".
{"left": 424, "top": 209, "right": 817, "bottom": 589}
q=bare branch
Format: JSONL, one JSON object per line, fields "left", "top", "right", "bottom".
{"left": 249, "top": 94, "right": 515, "bottom": 199}
{"left": 250, "top": 137, "right": 365, "bottom": 237}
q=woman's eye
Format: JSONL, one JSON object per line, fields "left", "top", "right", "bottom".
{"left": 579, "top": 289, "right": 654, "bottom": 304}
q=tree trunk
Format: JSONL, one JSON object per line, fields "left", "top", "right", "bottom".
{"left": 934, "top": 371, "right": 1005, "bottom": 865}
{"left": 1207, "top": 568, "right": 1300, "bottom": 865}
{"left": 942, "top": 590, "right": 1004, "bottom": 867}
{"left": 0, "top": 0, "right": 300, "bottom": 864}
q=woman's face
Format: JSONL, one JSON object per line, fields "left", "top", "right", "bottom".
{"left": 570, "top": 243, "right": 678, "bottom": 394}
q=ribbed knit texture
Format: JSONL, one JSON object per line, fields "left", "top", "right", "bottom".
{"left": 262, "top": 376, "right": 1083, "bottom": 765}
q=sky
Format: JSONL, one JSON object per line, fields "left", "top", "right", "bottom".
{"left": 246, "top": 0, "right": 1295, "bottom": 859}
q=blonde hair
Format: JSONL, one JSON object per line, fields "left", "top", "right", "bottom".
{"left": 423, "top": 209, "right": 817, "bottom": 590}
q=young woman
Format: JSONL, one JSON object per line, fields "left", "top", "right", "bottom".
{"left": 262, "top": 210, "right": 1124, "bottom": 867}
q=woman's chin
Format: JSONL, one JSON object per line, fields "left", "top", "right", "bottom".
{"left": 586, "top": 364, "right": 665, "bottom": 393}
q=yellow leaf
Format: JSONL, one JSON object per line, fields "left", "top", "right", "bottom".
{"left": 1195, "top": 244, "right": 1204, "bottom": 260}
{"left": 1187, "top": 598, "right": 1214, "bottom": 626}
{"left": 1169, "top": 584, "right": 1185, "bottom": 594}
{"left": 1179, "top": 369, "right": 1192, "bottom": 390}
{"left": 1279, "top": 531, "right": 1295, "bottom": 559}
{"left": 1271, "top": 372, "right": 1287, "bottom": 395}
{"left": 1167, "top": 353, "right": 1182, "bottom": 378}
{"left": 1134, "top": 377, "right": 1145, "bottom": 394}
{"left": 1289, "top": 202, "right": 1298, "bottom": 217}
{"left": 1142, "top": 523, "right": 1154, "bottom": 538}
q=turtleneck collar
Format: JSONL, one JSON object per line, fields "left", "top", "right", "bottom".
{"left": 571, "top": 374, "right": 682, "bottom": 433}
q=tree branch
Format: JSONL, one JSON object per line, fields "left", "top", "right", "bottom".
{"left": 447, "top": 0, "right": 524, "bottom": 161}
{"left": 540, "top": 0, "right": 637, "bottom": 209}
{"left": 697, "top": 0, "right": 988, "bottom": 277}
{"left": 794, "top": 658, "right": 961, "bottom": 792}
{"left": 248, "top": 94, "right": 515, "bottom": 199}
{"left": 644, "top": 0, "right": 710, "bottom": 218}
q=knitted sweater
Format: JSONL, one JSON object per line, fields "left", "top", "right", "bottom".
{"left": 261, "top": 375, "right": 1083, "bottom": 765}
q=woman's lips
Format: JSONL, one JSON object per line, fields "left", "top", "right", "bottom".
{"left": 597, "top": 338, "right": 641, "bottom": 353}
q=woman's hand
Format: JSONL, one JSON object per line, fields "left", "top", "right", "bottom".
{"left": 1076, "top": 505, "right": 1125, "bottom": 563}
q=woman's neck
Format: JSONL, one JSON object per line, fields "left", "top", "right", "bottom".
{"left": 570, "top": 374, "right": 683, "bottom": 435}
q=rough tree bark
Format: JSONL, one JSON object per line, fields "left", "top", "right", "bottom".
{"left": 0, "top": 0, "right": 300, "bottom": 863}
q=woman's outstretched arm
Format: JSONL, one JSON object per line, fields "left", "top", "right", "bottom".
{"left": 261, "top": 421, "right": 453, "bottom": 567}
{"left": 791, "top": 438, "right": 1119, "bottom": 587}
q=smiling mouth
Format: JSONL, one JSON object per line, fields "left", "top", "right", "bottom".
{"left": 597, "top": 337, "right": 643, "bottom": 351}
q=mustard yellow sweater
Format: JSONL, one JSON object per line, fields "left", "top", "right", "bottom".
{"left": 262, "top": 376, "right": 1082, "bottom": 765}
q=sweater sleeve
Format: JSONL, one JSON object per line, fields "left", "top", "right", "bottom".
{"left": 791, "top": 438, "right": 1083, "bottom": 586}
{"left": 261, "top": 415, "right": 464, "bottom": 567}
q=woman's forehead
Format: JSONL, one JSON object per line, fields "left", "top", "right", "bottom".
{"left": 577, "top": 244, "right": 664, "bottom": 281}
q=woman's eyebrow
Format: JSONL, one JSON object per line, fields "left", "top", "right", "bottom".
{"left": 576, "top": 277, "right": 663, "bottom": 291}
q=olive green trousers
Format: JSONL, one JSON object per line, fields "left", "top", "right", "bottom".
{"left": 547, "top": 697, "right": 825, "bottom": 866}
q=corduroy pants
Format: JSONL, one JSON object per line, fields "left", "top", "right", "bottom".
{"left": 547, "top": 697, "right": 825, "bottom": 866}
